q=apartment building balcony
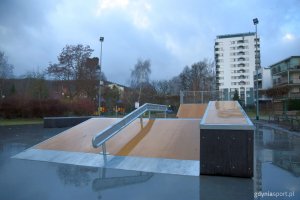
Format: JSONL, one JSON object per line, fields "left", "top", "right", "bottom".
{"left": 290, "top": 79, "right": 300, "bottom": 84}
{"left": 237, "top": 45, "right": 244, "bottom": 50}
{"left": 273, "top": 92, "right": 300, "bottom": 100}
{"left": 272, "top": 77, "right": 300, "bottom": 86}
{"left": 239, "top": 81, "right": 246, "bottom": 85}
{"left": 289, "top": 92, "right": 300, "bottom": 99}
{"left": 237, "top": 51, "right": 245, "bottom": 55}
{"left": 238, "top": 63, "right": 245, "bottom": 67}
{"left": 238, "top": 57, "right": 246, "bottom": 61}
{"left": 238, "top": 75, "right": 246, "bottom": 79}
{"left": 253, "top": 74, "right": 262, "bottom": 80}
{"left": 289, "top": 65, "right": 300, "bottom": 70}
{"left": 254, "top": 83, "right": 263, "bottom": 90}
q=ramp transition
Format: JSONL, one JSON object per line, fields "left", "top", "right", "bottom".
{"left": 14, "top": 117, "right": 200, "bottom": 176}
{"left": 176, "top": 104, "right": 207, "bottom": 118}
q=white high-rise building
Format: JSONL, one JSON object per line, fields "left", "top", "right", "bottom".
{"left": 215, "top": 32, "right": 260, "bottom": 105}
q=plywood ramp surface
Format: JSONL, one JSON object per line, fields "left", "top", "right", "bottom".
{"left": 177, "top": 104, "right": 207, "bottom": 118}
{"left": 35, "top": 118, "right": 200, "bottom": 160}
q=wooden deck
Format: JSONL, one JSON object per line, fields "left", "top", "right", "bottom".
{"left": 35, "top": 118, "right": 200, "bottom": 160}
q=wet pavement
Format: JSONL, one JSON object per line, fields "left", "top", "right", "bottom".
{"left": 0, "top": 124, "right": 299, "bottom": 199}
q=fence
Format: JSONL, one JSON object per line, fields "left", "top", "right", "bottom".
{"left": 180, "top": 91, "right": 222, "bottom": 104}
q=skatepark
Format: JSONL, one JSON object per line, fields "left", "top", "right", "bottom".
{"left": 14, "top": 100, "right": 254, "bottom": 177}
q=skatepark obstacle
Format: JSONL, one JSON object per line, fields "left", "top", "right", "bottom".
{"left": 200, "top": 101, "right": 254, "bottom": 178}
{"left": 176, "top": 104, "right": 207, "bottom": 118}
{"left": 92, "top": 103, "right": 167, "bottom": 156}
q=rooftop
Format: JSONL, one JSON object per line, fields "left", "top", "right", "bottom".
{"left": 268, "top": 56, "right": 300, "bottom": 68}
{"left": 216, "top": 32, "right": 256, "bottom": 39}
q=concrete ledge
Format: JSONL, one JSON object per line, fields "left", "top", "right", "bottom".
{"left": 44, "top": 116, "right": 96, "bottom": 128}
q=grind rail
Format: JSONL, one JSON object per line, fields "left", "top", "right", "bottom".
{"left": 92, "top": 103, "right": 167, "bottom": 157}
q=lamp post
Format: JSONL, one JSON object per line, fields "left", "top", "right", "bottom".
{"left": 253, "top": 18, "right": 259, "bottom": 120}
{"left": 98, "top": 36, "right": 104, "bottom": 116}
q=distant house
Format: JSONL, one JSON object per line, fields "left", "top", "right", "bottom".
{"left": 269, "top": 56, "right": 300, "bottom": 100}
{"left": 107, "top": 82, "right": 128, "bottom": 98}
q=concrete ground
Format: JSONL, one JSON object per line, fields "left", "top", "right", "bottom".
{"left": 0, "top": 124, "right": 299, "bottom": 200}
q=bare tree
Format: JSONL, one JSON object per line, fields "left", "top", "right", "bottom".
{"left": 179, "top": 66, "right": 192, "bottom": 90}
{"left": 47, "top": 44, "right": 102, "bottom": 100}
{"left": 24, "top": 69, "right": 48, "bottom": 100}
{"left": 0, "top": 51, "right": 14, "bottom": 98}
{"left": 178, "top": 59, "right": 215, "bottom": 92}
{"left": 152, "top": 80, "right": 170, "bottom": 96}
{"left": 130, "top": 59, "right": 151, "bottom": 104}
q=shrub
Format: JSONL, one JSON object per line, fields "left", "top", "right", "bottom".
{"left": 288, "top": 99, "right": 300, "bottom": 111}
{"left": 69, "top": 99, "right": 96, "bottom": 116}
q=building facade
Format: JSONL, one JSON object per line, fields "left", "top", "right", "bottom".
{"left": 215, "top": 32, "right": 260, "bottom": 105}
{"left": 270, "top": 56, "right": 300, "bottom": 100}
{"left": 253, "top": 67, "right": 272, "bottom": 102}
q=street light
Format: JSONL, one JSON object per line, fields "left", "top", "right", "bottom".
{"left": 253, "top": 18, "right": 259, "bottom": 120}
{"left": 98, "top": 36, "right": 104, "bottom": 116}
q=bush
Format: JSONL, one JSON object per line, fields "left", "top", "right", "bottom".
{"left": 43, "top": 99, "right": 69, "bottom": 117}
{"left": 0, "top": 96, "right": 25, "bottom": 118}
{"left": 0, "top": 96, "right": 97, "bottom": 118}
{"left": 288, "top": 99, "right": 300, "bottom": 110}
{"left": 69, "top": 99, "right": 96, "bottom": 116}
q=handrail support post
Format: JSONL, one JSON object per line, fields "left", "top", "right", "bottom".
{"left": 140, "top": 116, "right": 143, "bottom": 128}
{"left": 101, "top": 143, "right": 107, "bottom": 164}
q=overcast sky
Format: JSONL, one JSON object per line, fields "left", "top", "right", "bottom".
{"left": 0, "top": 0, "right": 299, "bottom": 85}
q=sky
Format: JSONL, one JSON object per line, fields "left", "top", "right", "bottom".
{"left": 0, "top": 0, "right": 300, "bottom": 85}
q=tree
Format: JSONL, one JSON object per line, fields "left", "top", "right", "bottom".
{"left": 25, "top": 69, "right": 48, "bottom": 100}
{"left": 0, "top": 51, "right": 14, "bottom": 98}
{"left": 47, "top": 44, "right": 103, "bottom": 100}
{"left": 152, "top": 80, "right": 170, "bottom": 96}
{"left": 178, "top": 59, "right": 215, "bottom": 92}
{"left": 130, "top": 59, "right": 151, "bottom": 104}
{"left": 179, "top": 66, "right": 192, "bottom": 90}
{"left": 103, "top": 85, "right": 120, "bottom": 112}
{"left": 232, "top": 89, "right": 240, "bottom": 101}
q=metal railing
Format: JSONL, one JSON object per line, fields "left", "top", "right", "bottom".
{"left": 92, "top": 103, "right": 167, "bottom": 156}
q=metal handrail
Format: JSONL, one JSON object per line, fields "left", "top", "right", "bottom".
{"left": 92, "top": 103, "right": 167, "bottom": 149}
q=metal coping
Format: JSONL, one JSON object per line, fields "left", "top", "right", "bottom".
{"left": 200, "top": 101, "right": 255, "bottom": 130}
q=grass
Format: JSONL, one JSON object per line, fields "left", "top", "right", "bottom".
{"left": 0, "top": 118, "right": 43, "bottom": 126}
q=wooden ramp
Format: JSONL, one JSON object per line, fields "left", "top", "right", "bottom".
{"left": 35, "top": 118, "right": 200, "bottom": 161}
{"left": 176, "top": 104, "right": 207, "bottom": 118}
